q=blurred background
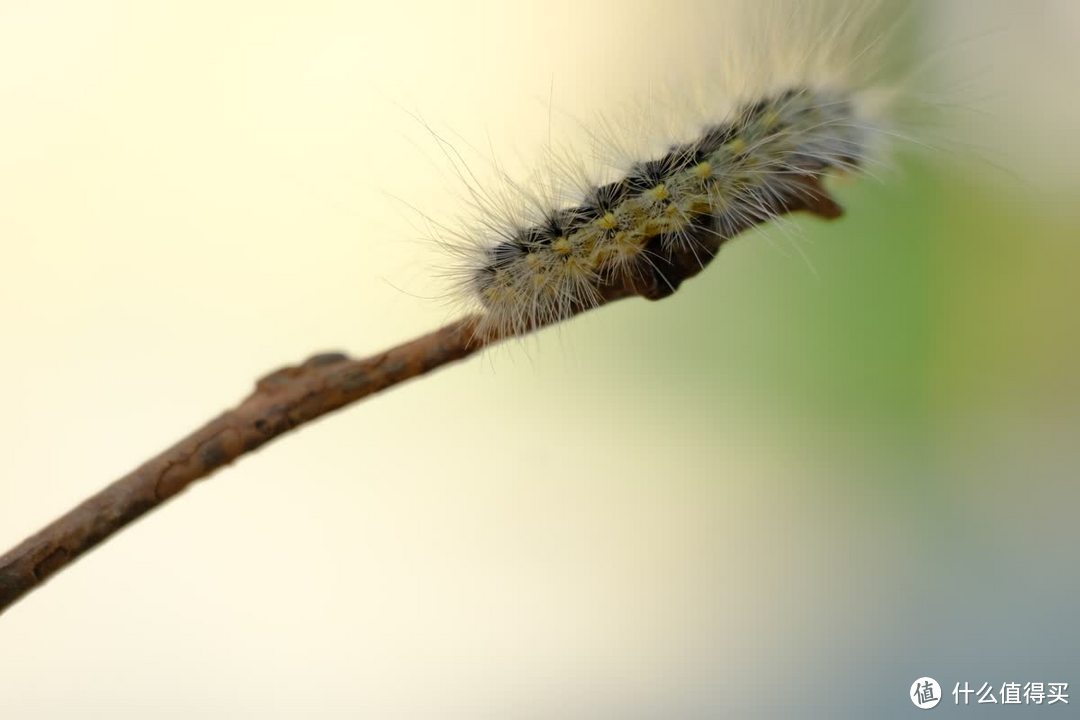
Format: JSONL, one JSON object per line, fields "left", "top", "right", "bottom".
{"left": 1, "top": 1, "right": 1077, "bottom": 717}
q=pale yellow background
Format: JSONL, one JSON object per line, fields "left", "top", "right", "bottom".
{"left": 1, "top": 2, "right": 1078, "bottom": 718}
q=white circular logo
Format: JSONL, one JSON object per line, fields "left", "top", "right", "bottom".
{"left": 910, "top": 677, "right": 942, "bottom": 709}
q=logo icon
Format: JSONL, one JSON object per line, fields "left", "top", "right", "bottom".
{"left": 911, "top": 677, "right": 942, "bottom": 709}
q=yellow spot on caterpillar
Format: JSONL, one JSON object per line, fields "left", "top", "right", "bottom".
{"left": 598, "top": 212, "right": 619, "bottom": 231}
{"left": 692, "top": 161, "right": 713, "bottom": 180}
{"left": 642, "top": 218, "right": 664, "bottom": 235}
{"left": 648, "top": 184, "right": 670, "bottom": 202}
{"left": 686, "top": 194, "right": 712, "bottom": 214}
{"left": 613, "top": 236, "right": 643, "bottom": 260}
{"left": 552, "top": 237, "right": 572, "bottom": 255}
{"left": 725, "top": 137, "right": 747, "bottom": 154}
{"left": 563, "top": 255, "right": 590, "bottom": 277}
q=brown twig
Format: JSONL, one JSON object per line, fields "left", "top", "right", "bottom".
{"left": 0, "top": 177, "right": 842, "bottom": 615}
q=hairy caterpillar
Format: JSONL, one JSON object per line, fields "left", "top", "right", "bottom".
{"left": 439, "top": 1, "right": 915, "bottom": 340}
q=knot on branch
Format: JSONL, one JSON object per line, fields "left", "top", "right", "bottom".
{"left": 255, "top": 352, "right": 352, "bottom": 395}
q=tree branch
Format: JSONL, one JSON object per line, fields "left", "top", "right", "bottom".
{"left": 0, "top": 176, "right": 842, "bottom": 615}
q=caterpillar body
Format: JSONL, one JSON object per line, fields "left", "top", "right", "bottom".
{"left": 442, "top": 2, "right": 910, "bottom": 340}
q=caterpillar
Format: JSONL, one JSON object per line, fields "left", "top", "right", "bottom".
{"left": 440, "top": 1, "right": 914, "bottom": 340}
